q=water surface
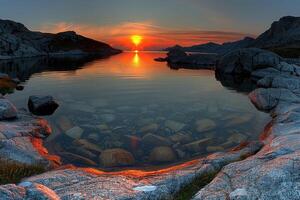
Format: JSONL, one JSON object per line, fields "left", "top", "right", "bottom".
{"left": 3, "top": 52, "right": 269, "bottom": 170}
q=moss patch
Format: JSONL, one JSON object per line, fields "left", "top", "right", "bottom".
{"left": 173, "top": 171, "right": 217, "bottom": 200}
{"left": 0, "top": 159, "right": 45, "bottom": 184}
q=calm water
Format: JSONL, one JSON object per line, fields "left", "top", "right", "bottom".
{"left": 3, "top": 52, "right": 269, "bottom": 170}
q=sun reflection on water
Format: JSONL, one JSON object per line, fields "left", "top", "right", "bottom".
{"left": 132, "top": 52, "right": 140, "bottom": 67}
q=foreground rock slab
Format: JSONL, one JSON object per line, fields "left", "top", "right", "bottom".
{"left": 8, "top": 142, "right": 261, "bottom": 199}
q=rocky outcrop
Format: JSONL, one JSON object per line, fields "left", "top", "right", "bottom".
{"left": 193, "top": 51, "right": 300, "bottom": 200}
{"left": 216, "top": 48, "right": 282, "bottom": 75}
{"left": 0, "top": 98, "right": 17, "bottom": 119}
{"left": 252, "top": 16, "right": 300, "bottom": 57}
{"left": 156, "top": 47, "right": 217, "bottom": 69}
{"left": 0, "top": 19, "right": 121, "bottom": 59}
{"left": 0, "top": 108, "right": 60, "bottom": 168}
{"left": 0, "top": 98, "right": 60, "bottom": 184}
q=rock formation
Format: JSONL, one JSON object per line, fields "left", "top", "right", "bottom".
{"left": 0, "top": 19, "right": 121, "bottom": 59}
{"left": 252, "top": 16, "right": 300, "bottom": 57}
{"left": 193, "top": 49, "right": 300, "bottom": 200}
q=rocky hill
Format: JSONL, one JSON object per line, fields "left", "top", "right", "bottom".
{"left": 0, "top": 19, "right": 122, "bottom": 59}
{"left": 165, "top": 37, "right": 255, "bottom": 55}
{"left": 165, "top": 16, "right": 300, "bottom": 58}
{"left": 251, "top": 16, "right": 300, "bottom": 57}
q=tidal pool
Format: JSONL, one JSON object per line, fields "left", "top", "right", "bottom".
{"left": 2, "top": 52, "right": 270, "bottom": 170}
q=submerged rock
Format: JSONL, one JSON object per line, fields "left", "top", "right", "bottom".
{"left": 149, "top": 146, "right": 177, "bottom": 163}
{"left": 141, "top": 133, "right": 172, "bottom": 148}
{"left": 73, "top": 139, "right": 102, "bottom": 154}
{"left": 28, "top": 96, "right": 59, "bottom": 116}
{"left": 99, "top": 148, "right": 135, "bottom": 167}
{"left": 57, "top": 116, "right": 74, "bottom": 132}
{"left": 60, "top": 152, "right": 97, "bottom": 166}
{"left": 183, "top": 138, "right": 211, "bottom": 153}
{"left": 0, "top": 98, "right": 18, "bottom": 120}
{"left": 224, "top": 114, "right": 253, "bottom": 127}
{"left": 206, "top": 146, "right": 225, "bottom": 153}
{"left": 65, "top": 126, "right": 84, "bottom": 139}
{"left": 195, "top": 119, "right": 216, "bottom": 132}
{"left": 169, "top": 132, "right": 193, "bottom": 144}
{"left": 164, "top": 120, "right": 186, "bottom": 132}
{"left": 139, "top": 123, "right": 159, "bottom": 133}
{"left": 100, "top": 114, "right": 115, "bottom": 123}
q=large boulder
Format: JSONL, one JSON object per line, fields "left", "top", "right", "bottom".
{"left": 216, "top": 48, "right": 281, "bottom": 75}
{"left": 249, "top": 88, "right": 300, "bottom": 111}
{"left": 0, "top": 98, "right": 17, "bottom": 120}
{"left": 28, "top": 95, "right": 59, "bottom": 116}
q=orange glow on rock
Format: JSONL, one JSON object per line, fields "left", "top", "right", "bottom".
{"left": 31, "top": 137, "right": 61, "bottom": 167}
{"left": 81, "top": 159, "right": 199, "bottom": 178}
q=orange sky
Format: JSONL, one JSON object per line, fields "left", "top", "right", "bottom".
{"left": 39, "top": 21, "right": 256, "bottom": 50}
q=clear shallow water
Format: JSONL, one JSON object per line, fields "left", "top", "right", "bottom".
{"left": 4, "top": 52, "right": 269, "bottom": 170}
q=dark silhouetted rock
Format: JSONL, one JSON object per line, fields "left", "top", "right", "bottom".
{"left": 165, "top": 37, "right": 255, "bottom": 55}
{"left": 154, "top": 57, "right": 167, "bottom": 62}
{"left": 166, "top": 47, "right": 188, "bottom": 63}
{"left": 0, "top": 19, "right": 122, "bottom": 59}
{"left": 252, "top": 16, "right": 300, "bottom": 57}
{"left": 28, "top": 96, "right": 59, "bottom": 116}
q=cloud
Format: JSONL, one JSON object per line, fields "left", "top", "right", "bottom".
{"left": 38, "top": 21, "right": 256, "bottom": 50}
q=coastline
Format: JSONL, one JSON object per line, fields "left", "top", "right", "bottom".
{"left": 1, "top": 48, "right": 300, "bottom": 199}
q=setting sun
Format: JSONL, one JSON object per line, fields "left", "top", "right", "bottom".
{"left": 131, "top": 35, "right": 142, "bottom": 46}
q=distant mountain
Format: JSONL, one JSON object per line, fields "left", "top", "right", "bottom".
{"left": 251, "top": 16, "right": 300, "bottom": 57}
{"left": 0, "top": 19, "right": 122, "bottom": 59}
{"left": 165, "top": 37, "right": 255, "bottom": 55}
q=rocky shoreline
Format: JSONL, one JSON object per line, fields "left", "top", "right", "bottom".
{"left": 0, "top": 47, "right": 299, "bottom": 199}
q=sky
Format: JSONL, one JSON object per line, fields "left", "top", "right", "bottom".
{"left": 0, "top": 0, "right": 299, "bottom": 50}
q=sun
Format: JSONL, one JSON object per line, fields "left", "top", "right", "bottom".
{"left": 131, "top": 35, "right": 142, "bottom": 46}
